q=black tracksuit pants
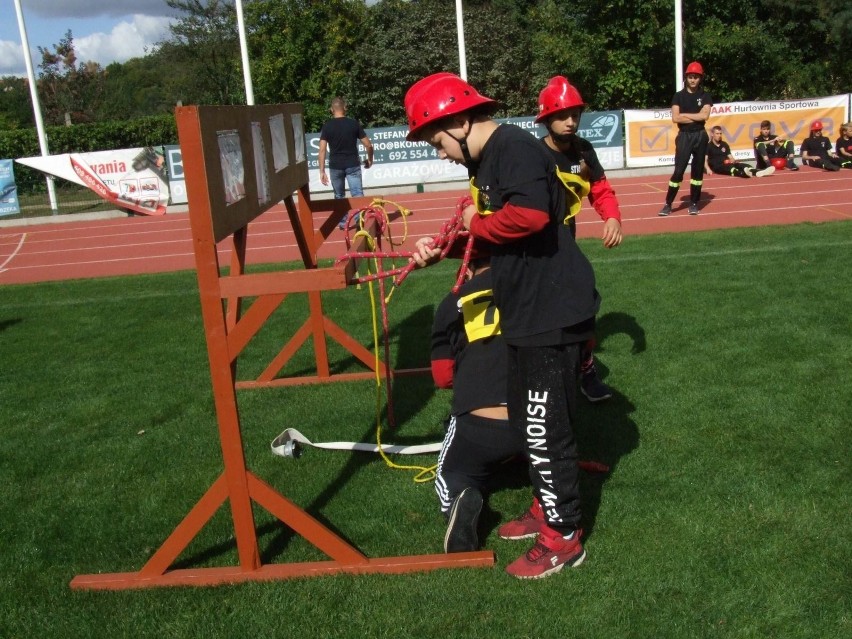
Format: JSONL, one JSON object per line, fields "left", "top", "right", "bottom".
{"left": 666, "top": 129, "right": 709, "bottom": 206}
{"left": 507, "top": 342, "right": 583, "bottom": 534}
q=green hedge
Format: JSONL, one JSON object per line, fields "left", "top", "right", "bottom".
{"left": 0, "top": 115, "right": 177, "bottom": 194}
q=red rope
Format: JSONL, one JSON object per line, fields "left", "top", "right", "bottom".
{"left": 333, "top": 196, "right": 475, "bottom": 429}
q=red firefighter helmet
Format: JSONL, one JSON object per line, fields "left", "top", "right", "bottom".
{"left": 770, "top": 157, "right": 787, "bottom": 170}
{"left": 810, "top": 120, "right": 823, "bottom": 131}
{"left": 404, "top": 73, "right": 497, "bottom": 141}
{"left": 535, "top": 76, "right": 585, "bottom": 123}
{"left": 685, "top": 61, "right": 704, "bottom": 76}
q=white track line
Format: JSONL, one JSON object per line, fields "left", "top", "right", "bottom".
{"left": 0, "top": 232, "right": 27, "bottom": 272}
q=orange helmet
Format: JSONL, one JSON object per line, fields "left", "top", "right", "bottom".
{"left": 685, "top": 61, "right": 704, "bottom": 76}
{"left": 770, "top": 157, "right": 787, "bottom": 170}
{"left": 404, "top": 73, "right": 497, "bottom": 141}
{"left": 535, "top": 76, "right": 585, "bottom": 123}
{"left": 810, "top": 120, "right": 823, "bottom": 131}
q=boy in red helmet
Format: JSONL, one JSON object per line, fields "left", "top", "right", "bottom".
{"left": 534, "top": 75, "right": 621, "bottom": 402}
{"left": 658, "top": 61, "right": 713, "bottom": 216}
{"left": 801, "top": 120, "right": 842, "bottom": 171}
{"left": 407, "top": 72, "right": 598, "bottom": 579}
{"left": 753, "top": 120, "right": 799, "bottom": 171}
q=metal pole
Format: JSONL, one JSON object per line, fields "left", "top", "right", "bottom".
{"left": 234, "top": 0, "right": 255, "bottom": 105}
{"left": 455, "top": 0, "right": 467, "bottom": 81}
{"left": 13, "top": 0, "right": 58, "bottom": 213}
{"left": 674, "top": 0, "right": 684, "bottom": 90}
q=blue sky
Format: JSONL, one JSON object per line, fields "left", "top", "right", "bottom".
{"left": 1, "top": 0, "right": 178, "bottom": 77}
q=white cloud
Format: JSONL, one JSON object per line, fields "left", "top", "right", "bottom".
{"left": 20, "top": 1, "right": 178, "bottom": 20}
{"left": 74, "top": 15, "right": 174, "bottom": 67}
{"left": 0, "top": 40, "right": 26, "bottom": 76}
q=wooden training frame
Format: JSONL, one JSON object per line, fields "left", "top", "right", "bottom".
{"left": 70, "top": 104, "right": 493, "bottom": 590}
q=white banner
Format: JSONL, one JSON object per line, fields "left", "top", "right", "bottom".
{"left": 624, "top": 94, "right": 850, "bottom": 168}
{"left": 16, "top": 147, "right": 170, "bottom": 215}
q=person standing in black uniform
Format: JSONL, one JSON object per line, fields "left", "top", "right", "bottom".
{"left": 535, "top": 75, "right": 622, "bottom": 403}
{"left": 659, "top": 61, "right": 713, "bottom": 216}
{"left": 407, "top": 72, "right": 599, "bottom": 579}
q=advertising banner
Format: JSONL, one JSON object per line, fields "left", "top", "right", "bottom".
{"left": 306, "top": 110, "right": 624, "bottom": 193}
{"left": 624, "top": 94, "right": 850, "bottom": 167}
{"left": 164, "top": 145, "right": 187, "bottom": 205}
{"left": 306, "top": 126, "right": 467, "bottom": 193}
{"left": 0, "top": 159, "right": 21, "bottom": 216}
{"left": 16, "top": 147, "right": 170, "bottom": 215}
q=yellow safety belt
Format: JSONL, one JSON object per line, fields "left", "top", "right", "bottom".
{"left": 556, "top": 168, "right": 590, "bottom": 223}
{"left": 470, "top": 171, "right": 590, "bottom": 224}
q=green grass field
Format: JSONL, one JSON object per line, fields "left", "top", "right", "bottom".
{"left": 1, "top": 222, "right": 849, "bottom": 638}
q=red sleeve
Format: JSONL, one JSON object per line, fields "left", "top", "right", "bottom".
{"left": 588, "top": 177, "right": 622, "bottom": 222}
{"left": 431, "top": 359, "right": 454, "bottom": 388}
{"left": 468, "top": 203, "right": 549, "bottom": 244}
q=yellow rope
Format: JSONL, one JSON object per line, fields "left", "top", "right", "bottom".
{"left": 354, "top": 222, "right": 436, "bottom": 484}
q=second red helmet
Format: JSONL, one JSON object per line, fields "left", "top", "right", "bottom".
{"left": 685, "top": 61, "right": 705, "bottom": 76}
{"left": 535, "top": 76, "right": 585, "bottom": 123}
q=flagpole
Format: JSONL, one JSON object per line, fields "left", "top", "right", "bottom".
{"left": 674, "top": 0, "right": 684, "bottom": 89}
{"left": 234, "top": 0, "right": 255, "bottom": 105}
{"left": 13, "top": 0, "right": 58, "bottom": 213}
{"left": 455, "top": 0, "right": 467, "bottom": 80}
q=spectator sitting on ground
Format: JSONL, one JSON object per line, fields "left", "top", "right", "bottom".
{"left": 753, "top": 120, "right": 799, "bottom": 171}
{"left": 834, "top": 122, "right": 852, "bottom": 168}
{"left": 706, "top": 126, "right": 774, "bottom": 178}
{"left": 800, "top": 120, "right": 842, "bottom": 171}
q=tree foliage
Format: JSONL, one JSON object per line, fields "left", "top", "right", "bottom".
{"left": 159, "top": 0, "right": 244, "bottom": 105}
{"left": 0, "top": 0, "right": 849, "bottom": 135}
{"left": 0, "top": 77, "right": 35, "bottom": 129}
{"left": 37, "top": 30, "right": 106, "bottom": 125}
{"left": 247, "top": 0, "right": 368, "bottom": 131}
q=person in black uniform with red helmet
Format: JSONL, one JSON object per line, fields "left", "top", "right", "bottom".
{"left": 801, "top": 120, "right": 843, "bottom": 171}
{"left": 534, "top": 75, "right": 622, "bottom": 403}
{"left": 659, "top": 61, "right": 713, "bottom": 216}
{"left": 706, "top": 126, "right": 775, "bottom": 178}
{"left": 407, "top": 72, "right": 598, "bottom": 579}
{"left": 432, "top": 256, "right": 522, "bottom": 553}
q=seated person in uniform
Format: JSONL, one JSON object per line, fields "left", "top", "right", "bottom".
{"left": 706, "top": 126, "right": 774, "bottom": 178}
{"left": 834, "top": 122, "right": 852, "bottom": 168}
{"left": 801, "top": 120, "right": 843, "bottom": 171}
{"left": 753, "top": 120, "right": 798, "bottom": 171}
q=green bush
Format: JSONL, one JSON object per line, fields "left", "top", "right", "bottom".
{"left": 0, "top": 115, "right": 177, "bottom": 194}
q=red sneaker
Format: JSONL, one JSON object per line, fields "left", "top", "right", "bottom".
{"left": 505, "top": 525, "right": 586, "bottom": 579}
{"left": 497, "top": 497, "right": 544, "bottom": 540}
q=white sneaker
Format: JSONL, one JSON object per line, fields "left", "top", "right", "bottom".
{"left": 755, "top": 166, "right": 776, "bottom": 178}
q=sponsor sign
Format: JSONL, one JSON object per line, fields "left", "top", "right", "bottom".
{"left": 624, "top": 94, "right": 850, "bottom": 167}
{"left": 0, "top": 159, "right": 20, "bottom": 216}
{"left": 16, "top": 147, "right": 171, "bottom": 215}
{"left": 164, "top": 145, "right": 187, "bottom": 205}
{"left": 306, "top": 110, "right": 624, "bottom": 193}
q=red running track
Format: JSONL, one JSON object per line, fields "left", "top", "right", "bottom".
{"left": 1, "top": 167, "right": 849, "bottom": 286}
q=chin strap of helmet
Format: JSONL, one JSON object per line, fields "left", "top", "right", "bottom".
{"left": 441, "top": 117, "right": 479, "bottom": 171}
